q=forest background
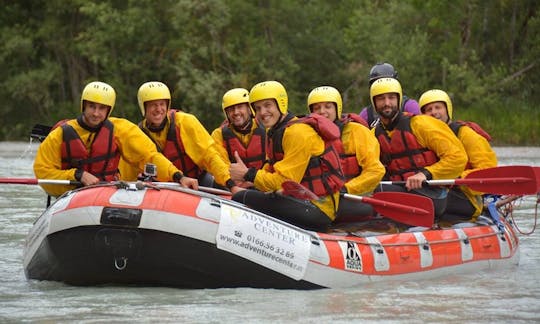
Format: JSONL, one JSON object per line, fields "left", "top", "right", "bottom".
{"left": 1, "top": 0, "right": 538, "bottom": 145}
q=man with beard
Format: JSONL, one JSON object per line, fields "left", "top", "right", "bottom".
{"left": 371, "top": 78, "right": 468, "bottom": 220}
{"left": 34, "top": 81, "right": 198, "bottom": 197}
{"left": 211, "top": 88, "right": 266, "bottom": 189}
{"left": 359, "top": 62, "right": 420, "bottom": 128}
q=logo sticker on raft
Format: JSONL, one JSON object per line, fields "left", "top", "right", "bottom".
{"left": 216, "top": 204, "right": 311, "bottom": 280}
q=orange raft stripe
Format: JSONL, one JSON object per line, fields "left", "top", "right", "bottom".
{"left": 318, "top": 224, "right": 518, "bottom": 276}
{"left": 66, "top": 186, "right": 202, "bottom": 219}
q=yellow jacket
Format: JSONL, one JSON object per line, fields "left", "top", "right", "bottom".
{"left": 374, "top": 115, "right": 468, "bottom": 180}
{"left": 410, "top": 115, "right": 468, "bottom": 180}
{"left": 120, "top": 111, "right": 231, "bottom": 186}
{"left": 34, "top": 117, "right": 182, "bottom": 197}
{"left": 341, "top": 122, "right": 385, "bottom": 195}
{"left": 456, "top": 124, "right": 498, "bottom": 218}
{"left": 254, "top": 121, "right": 340, "bottom": 220}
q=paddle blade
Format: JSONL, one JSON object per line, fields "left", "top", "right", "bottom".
{"left": 344, "top": 192, "right": 434, "bottom": 228}
{"left": 464, "top": 165, "right": 538, "bottom": 194}
{"left": 373, "top": 192, "right": 434, "bottom": 227}
{"left": 534, "top": 166, "right": 540, "bottom": 191}
{"left": 281, "top": 180, "right": 319, "bottom": 200}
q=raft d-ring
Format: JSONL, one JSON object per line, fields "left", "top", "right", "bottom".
{"left": 114, "top": 257, "right": 128, "bottom": 270}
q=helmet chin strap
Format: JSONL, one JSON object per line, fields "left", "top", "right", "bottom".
{"left": 147, "top": 116, "right": 167, "bottom": 132}
{"left": 77, "top": 115, "right": 103, "bottom": 132}
{"left": 233, "top": 118, "right": 253, "bottom": 135}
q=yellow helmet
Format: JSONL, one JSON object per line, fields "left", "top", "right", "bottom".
{"left": 419, "top": 89, "right": 453, "bottom": 119}
{"left": 249, "top": 81, "right": 288, "bottom": 115}
{"left": 370, "top": 77, "right": 402, "bottom": 109}
{"left": 307, "top": 86, "right": 343, "bottom": 117}
{"left": 222, "top": 88, "right": 252, "bottom": 115}
{"left": 137, "top": 81, "right": 171, "bottom": 117}
{"left": 80, "top": 81, "right": 116, "bottom": 117}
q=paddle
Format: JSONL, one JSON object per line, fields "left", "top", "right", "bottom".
{"left": 380, "top": 165, "right": 539, "bottom": 195}
{"left": 281, "top": 180, "right": 434, "bottom": 227}
{"left": 0, "top": 177, "right": 232, "bottom": 196}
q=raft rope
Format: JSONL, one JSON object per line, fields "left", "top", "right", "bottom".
{"left": 323, "top": 230, "right": 503, "bottom": 247}
{"left": 507, "top": 193, "right": 539, "bottom": 235}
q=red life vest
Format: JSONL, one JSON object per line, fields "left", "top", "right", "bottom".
{"left": 221, "top": 121, "right": 266, "bottom": 169}
{"left": 145, "top": 110, "right": 203, "bottom": 179}
{"left": 449, "top": 120, "right": 492, "bottom": 141}
{"left": 267, "top": 113, "right": 345, "bottom": 197}
{"left": 374, "top": 114, "right": 438, "bottom": 181}
{"left": 336, "top": 114, "right": 366, "bottom": 181}
{"left": 60, "top": 119, "right": 120, "bottom": 181}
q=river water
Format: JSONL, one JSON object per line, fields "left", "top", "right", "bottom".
{"left": 0, "top": 142, "right": 539, "bottom": 323}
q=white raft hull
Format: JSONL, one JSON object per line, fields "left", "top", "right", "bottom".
{"left": 23, "top": 184, "right": 520, "bottom": 289}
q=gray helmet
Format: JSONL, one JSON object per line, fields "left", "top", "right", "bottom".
{"left": 369, "top": 63, "right": 398, "bottom": 85}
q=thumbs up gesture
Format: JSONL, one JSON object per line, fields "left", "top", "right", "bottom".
{"left": 229, "top": 151, "right": 249, "bottom": 182}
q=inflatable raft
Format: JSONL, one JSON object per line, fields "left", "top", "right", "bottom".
{"left": 23, "top": 182, "right": 520, "bottom": 289}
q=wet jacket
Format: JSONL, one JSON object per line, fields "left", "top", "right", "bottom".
{"left": 34, "top": 117, "right": 182, "bottom": 197}
{"left": 267, "top": 114, "right": 344, "bottom": 197}
{"left": 373, "top": 114, "right": 467, "bottom": 181}
{"left": 252, "top": 113, "right": 343, "bottom": 220}
{"left": 121, "top": 110, "right": 231, "bottom": 186}
{"left": 337, "top": 114, "right": 385, "bottom": 194}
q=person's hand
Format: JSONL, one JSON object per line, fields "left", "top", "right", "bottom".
{"left": 180, "top": 176, "right": 199, "bottom": 190}
{"left": 405, "top": 172, "right": 427, "bottom": 190}
{"left": 229, "top": 151, "right": 249, "bottom": 181}
{"left": 80, "top": 171, "right": 100, "bottom": 186}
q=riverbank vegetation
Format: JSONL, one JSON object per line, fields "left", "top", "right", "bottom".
{"left": 1, "top": 1, "right": 538, "bottom": 145}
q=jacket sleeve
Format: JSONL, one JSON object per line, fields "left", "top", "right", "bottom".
{"left": 253, "top": 123, "right": 323, "bottom": 191}
{"left": 342, "top": 123, "right": 385, "bottom": 194}
{"left": 112, "top": 118, "right": 180, "bottom": 181}
{"left": 210, "top": 127, "right": 231, "bottom": 166}
{"left": 177, "top": 113, "right": 231, "bottom": 186}
{"left": 33, "top": 124, "right": 78, "bottom": 197}
{"left": 411, "top": 115, "right": 468, "bottom": 180}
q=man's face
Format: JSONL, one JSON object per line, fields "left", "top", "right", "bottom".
{"left": 310, "top": 101, "right": 337, "bottom": 122}
{"left": 144, "top": 99, "right": 168, "bottom": 127}
{"left": 373, "top": 93, "right": 399, "bottom": 120}
{"left": 252, "top": 99, "right": 281, "bottom": 128}
{"left": 82, "top": 101, "right": 110, "bottom": 128}
{"left": 422, "top": 102, "right": 449, "bottom": 123}
{"left": 225, "top": 103, "right": 252, "bottom": 128}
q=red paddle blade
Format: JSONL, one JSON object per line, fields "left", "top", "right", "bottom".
{"left": 463, "top": 165, "right": 538, "bottom": 194}
{"left": 281, "top": 180, "right": 319, "bottom": 200}
{"left": 344, "top": 192, "right": 434, "bottom": 228}
{"left": 372, "top": 192, "right": 434, "bottom": 227}
{"left": 534, "top": 167, "right": 540, "bottom": 191}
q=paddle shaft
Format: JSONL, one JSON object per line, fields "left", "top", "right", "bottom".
{"left": 0, "top": 177, "right": 231, "bottom": 196}
{"left": 379, "top": 165, "right": 539, "bottom": 195}
{"left": 0, "top": 178, "right": 80, "bottom": 186}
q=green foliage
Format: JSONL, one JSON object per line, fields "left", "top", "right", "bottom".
{"left": 0, "top": 0, "right": 538, "bottom": 144}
